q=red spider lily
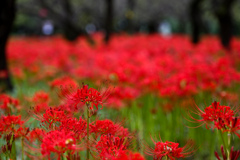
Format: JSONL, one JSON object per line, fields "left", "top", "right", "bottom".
{"left": 33, "top": 104, "right": 49, "bottom": 113}
{"left": 50, "top": 76, "right": 78, "bottom": 89}
{"left": 90, "top": 119, "right": 129, "bottom": 138}
{"left": 215, "top": 117, "right": 240, "bottom": 138}
{"left": 215, "top": 145, "right": 240, "bottom": 160}
{"left": 112, "top": 150, "right": 145, "bottom": 160}
{"left": 96, "top": 134, "right": 131, "bottom": 159}
{"left": 186, "top": 101, "right": 238, "bottom": 129}
{"left": 62, "top": 83, "right": 111, "bottom": 110}
{"left": 27, "top": 128, "right": 46, "bottom": 142}
{"left": 59, "top": 117, "right": 87, "bottom": 140}
{"left": 32, "top": 91, "right": 50, "bottom": 105}
{"left": 15, "top": 126, "right": 30, "bottom": 139}
{"left": 0, "top": 94, "right": 19, "bottom": 111}
{"left": 50, "top": 76, "right": 78, "bottom": 98}
{"left": 7, "top": 35, "right": 240, "bottom": 101}
{"left": 1, "top": 133, "right": 16, "bottom": 154}
{"left": 0, "top": 115, "right": 24, "bottom": 135}
{"left": 42, "top": 107, "right": 68, "bottom": 128}
{"left": 32, "top": 107, "right": 68, "bottom": 129}
{"left": 218, "top": 91, "right": 238, "bottom": 104}
{"left": 146, "top": 137, "right": 196, "bottom": 160}
{"left": 107, "top": 86, "right": 139, "bottom": 108}
{"left": 41, "top": 130, "right": 78, "bottom": 160}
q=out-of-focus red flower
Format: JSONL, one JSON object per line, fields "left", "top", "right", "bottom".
{"left": 32, "top": 91, "right": 50, "bottom": 105}
{"left": 28, "top": 128, "right": 45, "bottom": 142}
{"left": 113, "top": 150, "right": 145, "bottom": 160}
{"left": 50, "top": 76, "right": 78, "bottom": 97}
{"left": 33, "top": 104, "right": 49, "bottom": 113}
{"left": 50, "top": 76, "right": 77, "bottom": 89}
{"left": 15, "top": 126, "right": 30, "bottom": 139}
{"left": 0, "top": 94, "right": 19, "bottom": 111}
{"left": 218, "top": 91, "right": 238, "bottom": 103}
{"left": 107, "top": 86, "right": 139, "bottom": 108}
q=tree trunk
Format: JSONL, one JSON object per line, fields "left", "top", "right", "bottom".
{"left": 215, "top": 0, "right": 235, "bottom": 49}
{"left": 104, "top": 0, "right": 113, "bottom": 43}
{"left": 61, "top": 0, "right": 80, "bottom": 41}
{"left": 190, "top": 0, "right": 202, "bottom": 44}
{"left": 125, "top": 0, "right": 135, "bottom": 33}
{"left": 0, "top": 0, "right": 15, "bottom": 92}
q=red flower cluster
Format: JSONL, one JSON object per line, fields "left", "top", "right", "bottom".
{"left": 96, "top": 134, "right": 130, "bottom": 159}
{"left": 41, "top": 130, "right": 76, "bottom": 160}
{"left": 90, "top": 119, "right": 129, "bottom": 138}
{"left": 201, "top": 102, "right": 234, "bottom": 123}
{"left": 63, "top": 83, "right": 110, "bottom": 110}
{"left": 146, "top": 138, "right": 196, "bottom": 160}
{"left": 7, "top": 35, "right": 240, "bottom": 108}
{"left": 0, "top": 115, "right": 24, "bottom": 134}
{"left": 0, "top": 94, "right": 19, "bottom": 111}
{"left": 113, "top": 151, "right": 145, "bottom": 160}
{"left": 32, "top": 91, "right": 50, "bottom": 105}
{"left": 32, "top": 107, "right": 68, "bottom": 128}
{"left": 59, "top": 117, "right": 87, "bottom": 140}
{"left": 28, "top": 128, "right": 45, "bottom": 142}
{"left": 187, "top": 101, "right": 240, "bottom": 136}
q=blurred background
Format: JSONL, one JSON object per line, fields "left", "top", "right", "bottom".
{"left": 1, "top": 0, "right": 240, "bottom": 104}
{"left": 2, "top": 1, "right": 240, "bottom": 159}
{"left": 11, "top": 0, "right": 240, "bottom": 42}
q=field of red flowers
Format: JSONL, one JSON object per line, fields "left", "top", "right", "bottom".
{"left": 1, "top": 33, "right": 240, "bottom": 159}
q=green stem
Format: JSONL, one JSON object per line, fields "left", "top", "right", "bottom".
{"left": 227, "top": 132, "right": 231, "bottom": 160}
{"left": 86, "top": 103, "right": 90, "bottom": 160}
{"left": 219, "top": 130, "right": 228, "bottom": 158}
{"left": 11, "top": 141, "right": 16, "bottom": 160}
{"left": 9, "top": 133, "right": 16, "bottom": 160}
{"left": 21, "top": 137, "right": 24, "bottom": 160}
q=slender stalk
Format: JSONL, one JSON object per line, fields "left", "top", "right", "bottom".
{"left": 11, "top": 141, "right": 16, "bottom": 160}
{"left": 86, "top": 103, "right": 90, "bottom": 160}
{"left": 219, "top": 130, "right": 228, "bottom": 158}
{"left": 227, "top": 132, "right": 231, "bottom": 160}
{"left": 21, "top": 137, "right": 24, "bottom": 160}
{"left": 9, "top": 133, "right": 16, "bottom": 160}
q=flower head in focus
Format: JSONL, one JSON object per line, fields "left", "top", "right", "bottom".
{"left": 186, "top": 101, "right": 238, "bottom": 130}
{"left": 96, "top": 134, "right": 131, "bottom": 159}
{"left": 146, "top": 136, "right": 196, "bottom": 160}
{"left": 61, "top": 82, "right": 112, "bottom": 111}
{"left": 41, "top": 130, "right": 77, "bottom": 160}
